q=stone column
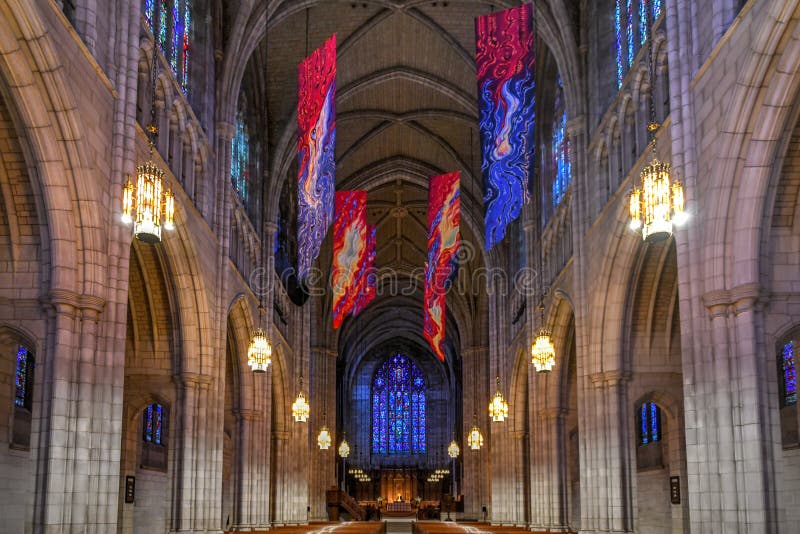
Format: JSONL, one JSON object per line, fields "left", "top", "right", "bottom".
{"left": 171, "top": 372, "right": 219, "bottom": 533}
{"left": 461, "top": 346, "right": 489, "bottom": 520}
{"left": 309, "top": 347, "right": 337, "bottom": 520}
{"left": 579, "top": 371, "right": 633, "bottom": 534}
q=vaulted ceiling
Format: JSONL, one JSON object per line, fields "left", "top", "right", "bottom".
{"left": 224, "top": 0, "right": 579, "bottom": 367}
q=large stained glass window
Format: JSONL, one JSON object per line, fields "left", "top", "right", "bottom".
{"left": 142, "top": 1, "right": 191, "bottom": 93}
{"left": 783, "top": 340, "right": 797, "bottom": 406}
{"left": 639, "top": 402, "right": 661, "bottom": 444}
{"left": 372, "top": 354, "right": 426, "bottom": 455}
{"left": 231, "top": 112, "right": 249, "bottom": 202}
{"left": 143, "top": 403, "right": 164, "bottom": 445}
{"left": 14, "top": 346, "right": 34, "bottom": 409}
{"left": 615, "top": 0, "right": 663, "bottom": 88}
{"left": 552, "top": 75, "right": 571, "bottom": 207}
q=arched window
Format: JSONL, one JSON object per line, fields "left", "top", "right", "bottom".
{"left": 552, "top": 75, "right": 571, "bottom": 207}
{"left": 143, "top": 403, "right": 164, "bottom": 444}
{"left": 14, "top": 345, "right": 34, "bottom": 410}
{"left": 231, "top": 112, "right": 249, "bottom": 202}
{"left": 372, "top": 354, "right": 426, "bottom": 455}
{"left": 781, "top": 339, "right": 796, "bottom": 407}
{"left": 779, "top": 335, "right": 798, "bottom": 447}
{"left": 141, "top": 402, "right": 168, "bottom": 469}
{"left": 615, "top": 0, "right": 663, "bottom": 88}
{"left": 637, "top": 401, "right": 663, "bottom": 469}
{"left": 639, "top": 402, "right": 661, "bottom": 444}
{"left": 143, "top": 0, "right": 191, "bottom": 93}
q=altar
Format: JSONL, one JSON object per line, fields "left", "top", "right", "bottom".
{"left": 385, "top": 501, "right": 413, "bottom": 513}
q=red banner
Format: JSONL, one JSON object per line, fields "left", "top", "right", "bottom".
{"left": 332, "top": 191, "right": 367, "bottom": 329}
{"left": 424, "top": 172, "right": 460, "bottom": 361}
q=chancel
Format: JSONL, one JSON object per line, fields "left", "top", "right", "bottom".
{"left": 1, "top": 1, "right": 799, "bottom": 534}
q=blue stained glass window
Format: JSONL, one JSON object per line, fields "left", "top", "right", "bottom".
{"left": 231, "top": 113, "right": 249, "bottom": 201}
{"left": 783, "top": 340, "right": 797, "bottom": 406}
{"left": 14, "top": 346, "right": 33, "bottom": 408}
{"left": 372, "top": 354, "right": 426, "bottom": 454}
{"left": 143, "top": 403, "right": 164, "bottom": 445}
{"left": 158, "top": 1, "right": 169, "bottom": 53}
{"left": 626, "top": 0, "right": 635, "bottom": 71}
{"left": 615, "top": 0, "right": 623, "bottom": 88}
{"left": 552, "top": 75, "right": 571, "bottom": 207}
{"left": 144, "top": 0, "right": 155, "bottom": 27}
{"left": 639, "top": 402, "right": 661, "bottom": 445}
{"left": 170, "top": 3, "right": 181, "bottom": 74}
{"left": 615, "top": 0, "right": 663, "bottom": 89}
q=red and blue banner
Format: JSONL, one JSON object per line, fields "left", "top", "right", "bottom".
{"left": 424, "top": 172, "right": 460, "bottom": 362}
{"left": 353, "top": 224, "right": 377, "bottom": 317}
{"left": 476, "top": 4, "right": 535, "bottom": 250}
{"left": 332, "top": 191, "right": 367, "bottom": 329}
{"left": 298, "top": 34, "right": 337, "bottom": 280}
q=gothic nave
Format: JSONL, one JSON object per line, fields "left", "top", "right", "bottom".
{"left": 0, "top": 1, "right": 798, "bottom": 533}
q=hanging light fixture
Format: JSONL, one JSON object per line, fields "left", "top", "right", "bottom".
{"left": 448, "top": 439, "right": 460, "bottom": 459}
{"left": 317, "top": 424, "right": 332, "bottom": 450}
{"left": 531, "top": 330, "right": 556, "bottom": 373}
{"left": 317, "top": 362, "right": 331, "bottom": 449}
{"left": 247, "top": 305, "right": 272, "bottom": 372}
{"left": 338, "top": 438, "right": 350, "bottom": 458}
{"left": 467, "top": 410, "right": 484, "bottom": 450}
{"left": 292, "top": 375, "right": 310, "bottom": 422}
{"left": 488, "top": 376, "right": 509, "bottom": 422}
{"left": 467, "top": 424, "right": 484, "bottom": 450}
{"left": 122, "top": 8, "right": 174, "bottom": 243}
{"left": 628, "top": 4, "right": 686, "bottom": 241}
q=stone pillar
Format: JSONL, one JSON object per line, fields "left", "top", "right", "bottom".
{"left": 309, "top": 347, "right": 337, "bottom": 520}
{"left": 579, "top": 371, "right": 633, "bottom": 534}
{"left": 171, "top": 373, "right": 220, "bottom": 533}
{"left": 530, "top": 406, "right": 569, "bottom": 532}
{"left": 685, "top": 286, "right": 782, "bottom": 533}
{"left": 32, "top": 291, "right": 121, "bottom": 533}
{"left": 461, "top": 346, "right": 489, "bottom": 520}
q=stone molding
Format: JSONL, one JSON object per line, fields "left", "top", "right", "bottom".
{"left": 702, "top": 282, "right": 763, "bottom": 317}
{"left": 589, "top": 369, "right": 632, "bottom": 386}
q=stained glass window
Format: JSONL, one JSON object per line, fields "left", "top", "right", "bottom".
{"left": 143, "top": 403, "right": 164, "bottom": 445}
{"left": 143, "top": 0, "right": 155, "bottom": 27}
{"left": 372, "top": 354, "right": 426, "bottom": 455}
{"left": 231, "top": 112, "right": 249, "bottom": 202}
{"left": 615, "top": 0, "right": 663, "bottom": 89}
{"left": 143, "top": 1, "right": 191, "bottom": 93}
{"left": 552, "top": 75, "right": 571, "bottom": 207}
{"left": 783, "top": 340, "right": 797, "bottom": 406}
{"left": 180, "top": 2, "right": 191, "bottom": 92}
{"left": 14, "top": 346, "right": 34, "bottom": 409}
{"left": 639, "top": 402, "right": 661, "bottom": 444}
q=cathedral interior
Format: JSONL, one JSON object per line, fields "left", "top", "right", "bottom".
{"left": 1, "top": 0, "right": 799, "bottom": 533}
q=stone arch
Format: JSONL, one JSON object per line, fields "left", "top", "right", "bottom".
{"left": 0, "top": 0, "right": 107, "bottom": 297}
{"left": 702, "top": 0, "right": 800, "bottom": 289}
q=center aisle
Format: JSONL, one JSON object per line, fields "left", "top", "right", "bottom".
{"left": 384, "top": 517, "right": 415, "bottom": 534}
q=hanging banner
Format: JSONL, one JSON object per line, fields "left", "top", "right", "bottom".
{"left": 476, "top": 4, "right": 535, "bottom": 250}
{"left": 332, "top": 191, "right": 367, "bottom": 329}
{"left": 297, "top": 34, "right": 337, "bottom": 280}
{"left": 424, "top": 172, "right": 461, "bottom": 362}
{"left": 353, "top": 224, "right": 377, "bottom": 317}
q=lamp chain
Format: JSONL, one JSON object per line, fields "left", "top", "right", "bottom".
{"left": 148, "top": 3, "right": 160, "bottom": 150}
{"left": 646, "top": 2, "right": 658, "bottom": 148}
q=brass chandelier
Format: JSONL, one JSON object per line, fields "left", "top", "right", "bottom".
{"left": 467, "top": 410, "right": 484, "bottom": 450}
{"left": 488, "top": 376, "right": 509, "bottom": 422}
{"left": 292, "top": 375, "right": 310, "bottom": 422}
{"left": 448, "top": 439, "right": 460, "bottom": 459}
{"left": 247, "top": 305, "right": 272, "bottom": 372}
{"left": 317, "top": 423, "right": 332, "bottom": 450}
{"left": 122, "top": 11, "right": 174, "bottom": 244}
{"left": 628, "top": 3, "right": 686, "bottom": 241}
{"left": 338, "top": 437, "right": 350, "bottom": 458}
